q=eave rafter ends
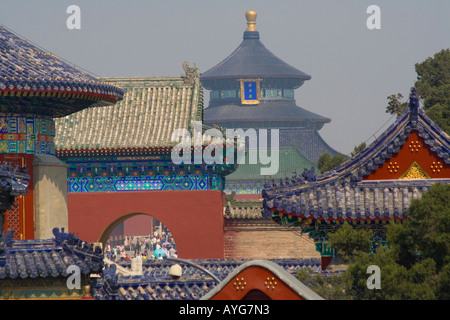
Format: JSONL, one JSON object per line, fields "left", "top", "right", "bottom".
{"left": 262, "top": 88, "right": 450, "bottom": 221}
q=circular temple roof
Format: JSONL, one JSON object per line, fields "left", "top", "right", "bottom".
{"left": 201, "top": 11, "right": 311, "bottom": 89}
{"left": 0, "top": 25, "right": 124, "bottom": 117}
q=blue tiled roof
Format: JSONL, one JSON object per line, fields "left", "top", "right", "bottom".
{"left": 262, "top": 88, "right": 450, "bottom": 221}
{"left": 0, "top": 228, "right": 103, "bottom": 279}
{"left": 0, "top": 25, "right": 124, "bottom": 117}
{"left": 204, "top": 100, "right": 331, "bottom": 125}
{"left": 201, "top": 30, "right": 311, "bottom": 89}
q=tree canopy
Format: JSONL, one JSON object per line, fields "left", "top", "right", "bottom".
{"left": 298, "top": 183, "right": 450, "bottom": 300}
{"left": 348, "top": 183, "right": 450, "bottom": 300}
{"left": 317, "top": 152, "right": 347, "bottom": 174}
{"left": 327, "top": 223, "right": 372, "bottom": 263}
{"left": 317, "top": 142, "right": 366, "bottom": 174}
{"left": 386, "top": 48, "right": 450, "bottom": 134}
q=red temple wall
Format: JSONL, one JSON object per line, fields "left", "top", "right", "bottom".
{"left": 124, "top": 215, "right": 153, "bottom": 237}
{"left": 67, "top": 190, "right": 225, "bottom": 259}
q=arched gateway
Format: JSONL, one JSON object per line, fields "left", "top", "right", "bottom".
{"left": 69, "top": 190, "right": 226, "bottom": 258}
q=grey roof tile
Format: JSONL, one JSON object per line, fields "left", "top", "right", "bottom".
{"left": 54, "top": 73, "right": 203, "bottom": 150}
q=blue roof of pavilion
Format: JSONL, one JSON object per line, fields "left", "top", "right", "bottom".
{"left": 201, "top": 11, "right": 311, "bottom": 91}
{"left": 262, "top": 88, "right": 450, "bottom": 221}
{"left": 201, "top": 31, "right": 311, "bottom": 84}
{"left": 201, "top": 12, "right": 330, "bottom": 126}
{"left": 0, "top": 25, "right": 124, "bottom": 117}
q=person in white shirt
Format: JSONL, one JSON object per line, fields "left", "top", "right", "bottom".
{"left": 168, "top": 246, "right": 177, "bottom": 258}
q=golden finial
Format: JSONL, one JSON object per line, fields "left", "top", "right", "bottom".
{"left": 245, "top": 10, "right": 257, "bottom": 31}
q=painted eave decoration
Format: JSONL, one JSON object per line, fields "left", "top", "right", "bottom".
{"left": 262, "top": 88, "right": 450, "bottom": 223}
{"left": 0, "top": 25, "right": 124, "bottom": 118}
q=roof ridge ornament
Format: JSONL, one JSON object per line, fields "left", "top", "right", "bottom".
{"left": 182, "top": 61, "right": 200, "bottom": 84}
{"left": 409, "top": 87, "right": 419, "bottom": 115}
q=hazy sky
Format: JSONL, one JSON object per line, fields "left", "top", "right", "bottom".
{"left": 1, "top": 0, "right": 449, "bottom": 154}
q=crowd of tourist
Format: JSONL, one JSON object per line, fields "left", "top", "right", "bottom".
{"left": 104, "top": 228, "right": 177, "bottom": 262}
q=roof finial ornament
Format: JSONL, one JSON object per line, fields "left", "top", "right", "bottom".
{"left": 182, "top": 61, "right": 200, "bottom": 84}
{"left": 409, "top": 87, "right": 419, "bottom": 115}
{"left": 245, "top": 10, "right": 257, "bottom": 31}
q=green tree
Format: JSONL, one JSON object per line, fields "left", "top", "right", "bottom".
{"left": 317, "top": 152, "right": 347, "bottom": 174}
{"left": 317, "top": 142, "right": 367, "bottom": 174}
{"left": 386, "top": 93, "right": 408, "bottom": 117}
{"left": 299, "top": 183, "right": 450, "bottom": 300}
{"left": 425, "top": 101, "right": 450, "bottom": 135}
{"left": 415, "top": 49, "right": 450, "bottom": 106}
{"left": 296, "top": 266, "right": 352, "bottom": 300}
{"left": 346, "top": 184, "right": 450, "bottom": 299}
{"left": 386, "top": 48, "right": 450, "bottom": 134}
{"left": 437, "top": 263, "right": 450, "bottom": 299}
{"left": 343, "top": 247, "right": 438, "bottom": 300}
{"left": 389, "top": 183, "right": 450, "bottom": 271}
{"left": 351, "top": 142, "right": 366, "bottom": 157}
{"left": 327, "top": 223, "right": 372, "bottom": 262}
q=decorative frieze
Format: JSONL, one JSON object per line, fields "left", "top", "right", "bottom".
{"left": 0, "top": 114, "right": 55, "bottom": 155}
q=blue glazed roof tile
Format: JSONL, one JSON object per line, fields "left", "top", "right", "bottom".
{"left": 0, "top": 228, "right": 104, "bottom": 280}
{"left": 0, "top": 25, "right": 124, "bottom": 117}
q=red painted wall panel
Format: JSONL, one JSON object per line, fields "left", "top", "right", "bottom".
{"left": 123, "top": 215, "right": 153, "bottom": 237}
